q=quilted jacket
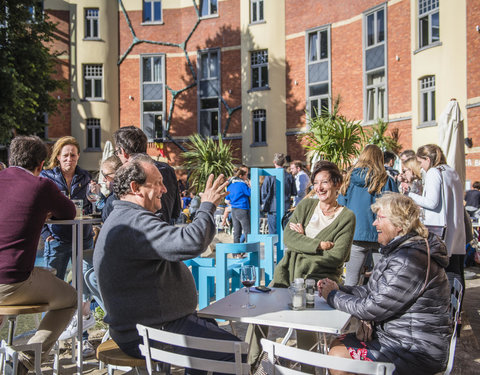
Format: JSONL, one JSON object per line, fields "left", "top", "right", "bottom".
{"left": 327, "top": 232, "right": 452, "bottom": 374}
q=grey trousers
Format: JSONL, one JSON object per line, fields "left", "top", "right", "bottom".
{"left": 344, "top": 241, "right": 380, "bottom": 286}
{"left": 231, "top": 208, "right": 250, "bottom": 243}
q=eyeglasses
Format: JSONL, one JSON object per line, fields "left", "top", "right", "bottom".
{"left": 102, "top": 171, "right": 115, "bottom": 178}
{"left": 113, "top": 148, "right": 121, "bottom": 156}
{"left": 375, "top": 214, "right": 388, "bottom": 221}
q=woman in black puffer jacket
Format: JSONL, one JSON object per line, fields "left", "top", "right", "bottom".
{"left": 319, "top": 193, "right": 452, "bottom": 375}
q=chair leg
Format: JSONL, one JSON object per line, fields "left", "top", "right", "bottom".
{"left": 52, "top": 341, "right": 60, "bottom": 375}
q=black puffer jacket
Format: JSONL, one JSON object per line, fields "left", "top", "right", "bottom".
{"left": 327, "top": 232, "right": 452, "bottom": 375}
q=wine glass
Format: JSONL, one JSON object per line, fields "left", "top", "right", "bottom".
{"left": 241, "top": 265, "right": 256, "bottom": 309}
{"left": 86, "top": 182, "right": 101, "bottom": 213}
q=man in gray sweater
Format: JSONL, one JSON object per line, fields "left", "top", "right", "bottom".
{"left": 93, "top": 154, "right": 241, "bottom": 368}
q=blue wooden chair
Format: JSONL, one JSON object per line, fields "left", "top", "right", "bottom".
{"left": 215, "top": 242, "right": 261, "bottom": 301}
{"left": 247, "top": 233, "right": 278, "bottom": 286}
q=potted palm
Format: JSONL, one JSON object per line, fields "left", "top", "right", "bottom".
{"left": 300, "top": 96, "right": 366, "bottom": 170}
{"left": 181, "top": 134, "right": 237, "bottom": 193}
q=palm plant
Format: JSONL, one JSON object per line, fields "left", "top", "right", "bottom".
{"left": 181, "top": 134, "right": 237, "bottom": 193}
{"left": 366, "top": 120, "right": 402, "bottom": 154}
{"left": 300, "top": 96, "right": 366, "bottom": 170}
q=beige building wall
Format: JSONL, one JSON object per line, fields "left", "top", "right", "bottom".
{"left": 410, "top": 0, "right": 467, "bottom": 151}
{"left": 68, "top": 0, "right": 119, "bottom": 170}
{"left": 241, "top": 0, "right": 286, "bottom": 167}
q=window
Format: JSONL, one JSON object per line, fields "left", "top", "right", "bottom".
{"left": 86, "top": 118, "right": 101, "bottom": 150}
{"left": 28, "top": 1, "right": 43, "bottom": 22}
{"left": 420, "top": 76, "right": 436, "bottom": 124}
{"left": 419, "top": 0, "right": 439, "bottom": 48}
{"left": 251, "top": 0, "right": 264, "bottom": 23}
{"left": 251, "top": 50, "right": 268, "bottom": 89}
{"left": 306, "top": 27, "right": 330, "bottom": 117}
{"left": 198, "top": 49, "right": 220, "bottom": 136}
{"left": 364, "top": 7, "right": 386, "bottom": 122}
{"left": 142, "top": 55, "right": 165, "bottom": 140}
{"left": 253, "top": 109, "right": 266, "bottom": 144}
{"left": 84, "top": 64, "right": 103, "bottom": 100}
{"left": 143, "top": 0, "right": 162, "bottom": 23}
{"left": 85, "top": 8, "right": 99, "bottom": 39}
{"left": 199, "top": 0, "right": 217, "bottom": 17}
{"left": 366, "top": 70, "right": 386, "bottom": 122}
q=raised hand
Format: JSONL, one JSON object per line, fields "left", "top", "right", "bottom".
{"left": 199, "top": 174, "right": 229, "bottom": 207}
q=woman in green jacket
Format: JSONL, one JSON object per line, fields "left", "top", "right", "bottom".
{"left": 248, "top": 161, "right": 355, "bottom": 372}
{"left": 273, "top": 160, "right": 356, "bottom": 286}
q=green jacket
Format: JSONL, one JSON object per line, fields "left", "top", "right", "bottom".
{"left": 272, "top": 198, "right": 355, "bottom": 287}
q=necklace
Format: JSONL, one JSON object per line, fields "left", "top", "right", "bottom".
{"left": 321, "top": 202, "right": 339, "bottom": 217}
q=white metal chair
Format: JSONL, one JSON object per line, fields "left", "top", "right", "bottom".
{"left": 441, "top": 278, "right": 463, "bottom": 375}
{"left": 260, "top": 338, "right": 395, "bottom": 375}
{"left": 137, "top": 323, "right": 249, "bottom": 375}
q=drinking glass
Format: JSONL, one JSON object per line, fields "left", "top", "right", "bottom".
{"left": 87, "top": 183, "right": 101, "bottom": 213}
{"left": 241, "top": 265, "right": 256, "bottom": 309}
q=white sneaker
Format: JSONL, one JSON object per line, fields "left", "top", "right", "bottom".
{"left": 58, "top": 313, "right": 96, "bottom": 341}
{"left": 82, "top": 340, "right": 95, "bottom": 357}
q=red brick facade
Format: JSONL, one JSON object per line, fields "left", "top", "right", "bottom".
{"left": 118, "top": 1, "right": 241, "bottom": 164}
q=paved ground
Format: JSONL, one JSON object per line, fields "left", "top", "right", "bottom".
{"left": 2, "top": 238, "right": 480, "bottom": 374}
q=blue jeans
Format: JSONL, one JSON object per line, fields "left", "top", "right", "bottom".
{"left": 44, "top": 237, "right": 94, "bottom": 301}
{"left": 119, "top": 313, "right": 243, "bottom": 375}
{"left": 267, "top": 213, "right": 277, "bottom": 234}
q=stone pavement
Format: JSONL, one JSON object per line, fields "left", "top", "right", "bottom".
{"left": 27, "top": 265, "right": 480, "bottom": 374}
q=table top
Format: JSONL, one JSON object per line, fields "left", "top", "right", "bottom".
{"left": 46, "top": 215, "right": 102, "bottom": 225}
{"left": 198, "top": 288, "right": 351, "bottom": 334}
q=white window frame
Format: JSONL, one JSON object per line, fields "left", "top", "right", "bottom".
{"left": 86, "top": 118, "right": 101, "bottom": 150}
{"left": 252, "top": 109, "right": 266, "bottom": 145}
{"left": 251, "top": 50, "right": 268, "bottom": 89}
{"left": 418, "top": 0, "right": 439, "bottom": 48}
{"left": 199, "top": 0, "right": 218, "bottom": 18}
{"left": 306, "top": 26, "right": 331, "bottom": 118}
{"left": 143, "top": 0, "right": 162, "bottom": 23}
{"left": 141, "top": 54, "right": 165, "bottom": 140}
{"left": 84, "top": 64, "right": 103, "bottom": 100}
{"left": 366, "top": 69, "right": 386, "bottom": 122}
{"left": 420, "top": 75, "right": 436, "bottom": 125}
{"left": 363, "top": 5, "right": 387, "bottom": 123}
{"left": 198, "top": 49, "right": 221, "bottom": 136}
{"left": 250, "top": 0, "right": 264, "bottom": 24}
{"left": 85, "top": 8, "right": 99, "bottom": 39}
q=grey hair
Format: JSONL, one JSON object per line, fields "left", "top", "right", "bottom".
{"left": 113, "top": 154, "right": 155, "bottom": 198}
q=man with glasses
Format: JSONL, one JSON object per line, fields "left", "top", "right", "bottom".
{"left": 113, "top": 126, "right": 181, "bottom": 223}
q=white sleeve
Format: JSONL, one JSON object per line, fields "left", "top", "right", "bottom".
{"left": 409, "top": 168, "right": 442, "bottom": 210}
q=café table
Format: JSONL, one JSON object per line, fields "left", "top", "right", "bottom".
{"left": 47, "top": 215, "right": 102, "bottom": 375}
{"left": 198, "top": 287, "right": 352, "bottom": 355}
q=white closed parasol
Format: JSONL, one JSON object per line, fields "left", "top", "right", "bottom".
{"left": 438, "top": 99, "right": 466, "bottom": 185}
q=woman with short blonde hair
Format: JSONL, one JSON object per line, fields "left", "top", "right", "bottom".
{"left": 319, "top": 193, "right": 451, "bottom": 375}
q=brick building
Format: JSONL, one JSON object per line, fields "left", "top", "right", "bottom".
{"left": 41, "top": 0, "right": 480, "bottom": 183}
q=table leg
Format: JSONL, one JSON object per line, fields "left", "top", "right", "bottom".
{"left": 75, "top": 223, "right": 84, "bottom": 375}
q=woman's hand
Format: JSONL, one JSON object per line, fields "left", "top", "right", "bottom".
{"left": 319, "top": 241, "right": 334, "bottom": 250}
{"left": 317, "top": 278, "right": 339, "bottom": 299}
{"left": 289, "top": 222, "right": 304, "bottom": 234}
{"left": 400, "top": 182, "right": 410, "bottom": 194}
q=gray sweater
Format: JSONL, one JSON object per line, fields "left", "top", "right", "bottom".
{"left": 93, "top": 200, "right": 216, "bottom": 345}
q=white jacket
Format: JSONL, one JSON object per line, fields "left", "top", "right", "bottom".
{"left": 409, "top": 165, "right": 465, "bottom": 256}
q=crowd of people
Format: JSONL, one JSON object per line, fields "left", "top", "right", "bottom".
{"left": 0, "top": 132, "right": 472, "bottom": 375}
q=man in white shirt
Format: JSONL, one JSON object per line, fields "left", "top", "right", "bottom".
{"left": 290, "top": 160, "right": 309, "bottom": 206}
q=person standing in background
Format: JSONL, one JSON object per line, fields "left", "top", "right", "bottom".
{"left": 226, "top": 168, "right": 251, "bottom": 243}
{"left": 290, "top": 160, "right": 309, "bottom": 207}
{"left": 261, "top": 153, "right": 296, "bottom": 234}
{"left": 338, "top": 144, "right": 398, "bottom": 286}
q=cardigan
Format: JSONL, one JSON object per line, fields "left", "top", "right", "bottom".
{"left": 409, "top": 165, "right": 465, "bottom": 256}
{"left": 272, "top": 198, "right": 356, "bottom": 286}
